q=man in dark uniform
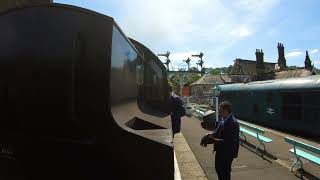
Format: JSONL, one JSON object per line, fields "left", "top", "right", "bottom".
{"left": 168, "top": 86, "right": 185, "bottom": 139}
{"left": 201, "top": 101, "right": 239, "bottom": 180}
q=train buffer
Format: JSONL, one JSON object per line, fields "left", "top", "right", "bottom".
{"left": 284, "top": 137, "right": 320, "bottom": 172}
{"left": 238, "top": 121, "right": 273, "bottom": 153}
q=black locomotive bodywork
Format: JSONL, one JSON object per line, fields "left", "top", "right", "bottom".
{"left": 0, "top": 4, "right": 173, "bottom": 179}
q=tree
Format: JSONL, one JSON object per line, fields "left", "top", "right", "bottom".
{"left": 168, "top": 73, "right": 201, "bottom": 95}
{"left": 168, "top": 76, "right": 179, "bottom": 94}
{"left": 189, "top": 67, "right": 198, "bottom": 72}
{"left": 188, "top": 74, "right": 201, "bottom": 84}
{"left": 288, "top": 66, "right": 299, "bottom": 70}
{"left": 226, "top": 65, "right": 233, "bottom": 74}
{"left": 210, "top": 68, "right": 221, "bottom": 75}
{"left": 208, "top": 65, "right": 233, "bottom": 75}
{"left": 314, "top": 67, "right": 320, "bottom": 74}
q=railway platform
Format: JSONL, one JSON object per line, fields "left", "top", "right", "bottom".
{"left": 174, "top": 115, "right": 320, "bottom": 180}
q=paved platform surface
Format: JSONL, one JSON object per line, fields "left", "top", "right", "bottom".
{"left": 174, "top": 115, "right": 320, "bottom": 180}
{"left": 174, "top": 132, "right": 208, "bottom": 180}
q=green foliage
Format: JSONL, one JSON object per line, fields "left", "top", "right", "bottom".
{"left": 168, "top": 64, "right": 320, "bottom": 95}
{"left": 167, "top": 65, "right": 236, "bottom": 94}
{"left": 168, "top": 72, "right": 201, "bottom": 95}
{"left": 168, "top": 76, "right": 179, "bottom": 94}
{"left": 168, "top": 78, "right": 179, "bottom": 93}
{"left": 287, "top": 66, "right": 300, "bottom": 70}
{"left": 189, "top": 74, "right": 202, "bottom": 84}
{"left": 287, "top": 66, "right": 320, "bottom": 74}
{"left": 208, "top": 65, "right": 233, "bottom": 75}
{"left": 314, "top": 67, "right": 320, "bottom": 74}
{"left": 189, "top": 67, "right": 198, "bottom": 72}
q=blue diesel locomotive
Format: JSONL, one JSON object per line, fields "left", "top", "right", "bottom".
{"left": 215, "top": 75, "right": 320, "bottom": 140}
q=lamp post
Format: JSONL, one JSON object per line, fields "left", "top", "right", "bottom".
{"left": 213, "top": 84, "right": 221, "bottom": 125}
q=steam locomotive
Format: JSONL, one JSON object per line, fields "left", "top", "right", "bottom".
{"left": 0, "top": 3, "right": 172, "bottom": 179}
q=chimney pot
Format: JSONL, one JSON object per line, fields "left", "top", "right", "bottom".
{"left": 277, "top": 43, "right": 286, "bottom": 70}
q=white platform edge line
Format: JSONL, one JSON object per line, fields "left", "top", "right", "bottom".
{"left": 174, "top": 151, "right": 182, "bottom": 180}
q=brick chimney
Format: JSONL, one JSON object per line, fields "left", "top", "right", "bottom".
{"left": 255, "top": 49, "right": 265, "bottom": 74}
{"left": 0, "top": 0, "right": 52, "bottom": 12}
{"left": 304, "top": 50, "right": 312, "bottom": 69}
{"left": 277, "top": 43, "right": 286, "bottom": 71}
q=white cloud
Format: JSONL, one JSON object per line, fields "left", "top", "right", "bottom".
{"left": 286, "top": 51, "right": 303, "bottom": 57}
{"left": 62, "top": 0, "right": 279, "bottom": 68}
{"left": 230, "top": 27, "right": 251, "bottom": 37}
{"left": 310, "top": 49, "right": 319, "bottom": 54}
{"left": 232, "top": 0, "right": 275, "bottom": 11}
{"left": 314, "top": 60, "right": 320, "bottom": 65}
{"left": 170, "top": 52, "right": 199, "bottom": 61}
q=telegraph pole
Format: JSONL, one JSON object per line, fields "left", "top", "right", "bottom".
{"left": 192, "top": 52, "right": 204, "bottom": 71}
{"left": 183, "top": 57, "right": 191, "bottom": 71}
{"left": 158, "top": 51, "right": 205, "bottom": 101}
{"left": 157, "top": 51, "right": 171, "bottom": 71}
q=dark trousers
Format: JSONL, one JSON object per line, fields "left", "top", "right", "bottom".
{"left": 171, "top": 116, "right": 181, "bottom": 139}
{"left": 215, "top": 152, "right": 233, "bottom": 180}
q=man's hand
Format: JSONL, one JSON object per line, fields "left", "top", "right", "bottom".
{"left": 212, "top": 137, "right": 223, "bottom": 142}
{"left": 200, "top": 135, "right": 209, "bottom": 147}
{"left": 200, "top": 134, "right": 214, "bottom": 147}
{"left": 200, "top": 134, "right": 224, "bottom": 147}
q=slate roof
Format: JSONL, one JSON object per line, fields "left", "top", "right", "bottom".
{"left": 229, "top": 59, "right": 276, "bottom": 75}
{"left": 275, "top": 68, "right": 315, "bottom": 79}
{"left": 191, "top": 74, "right": 231, "bottom": 85}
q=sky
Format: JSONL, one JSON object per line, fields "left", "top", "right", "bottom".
{"left": 55, "top": 0, "right": 320, "bottom": 70}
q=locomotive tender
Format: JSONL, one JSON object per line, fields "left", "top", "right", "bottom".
{"left": 0, "top": 3, "right": 172, "bottom": 179}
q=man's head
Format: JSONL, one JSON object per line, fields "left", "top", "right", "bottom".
{"left": 219, "top": 101, "right": 232, "bottom": 118}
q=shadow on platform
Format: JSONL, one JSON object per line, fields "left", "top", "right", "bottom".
{"left": 294, "top": 168, "right": 320, "bottom": 180}
{"left": 240, "top": 139, "right": 277, "bottom": 163}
